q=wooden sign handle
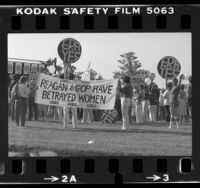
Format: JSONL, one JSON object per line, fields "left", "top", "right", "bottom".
{"left": 64, "top": 62, "right": 70, "bottom": 79}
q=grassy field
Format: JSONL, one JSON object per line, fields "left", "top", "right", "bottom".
{"left": 8, "top": 118, "right": 192, "bottom": 156}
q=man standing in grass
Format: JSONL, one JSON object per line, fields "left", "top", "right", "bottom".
{"left": 118, "top": 76, "right": 133, "bottom": 130}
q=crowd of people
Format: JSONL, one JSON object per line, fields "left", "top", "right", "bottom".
{"left": 8, "top": 69, "right": 192, "bottom": 130}
{"left": 118, "top": 74, "right": 192, "bottom": 130}
{"left": 8, "top": 68, "right": 102, "bottom": 128}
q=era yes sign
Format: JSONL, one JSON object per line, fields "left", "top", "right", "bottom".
{"left": 57, "top": 38, "right": 82, "bottom": 65}
{"left": 157, "top": 56, "right": 181, "bottom": 79}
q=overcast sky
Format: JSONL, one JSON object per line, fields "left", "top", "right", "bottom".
{"left": 8, "top": 33, "right": 191, "bottom": 87}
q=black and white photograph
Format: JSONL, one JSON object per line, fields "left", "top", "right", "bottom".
{"left": 8, "top": 33, "right": 192, "bottom": 157}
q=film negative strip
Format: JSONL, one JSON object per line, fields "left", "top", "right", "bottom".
{"left": 0, "top": 4, "right": 199, "bottom": 184}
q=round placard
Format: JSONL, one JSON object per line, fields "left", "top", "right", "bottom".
{"left": 157, "top": 56, "right": 181, "bottom": 79}
{"left": 57, "top": 38, "right": 82, "bottom": 65}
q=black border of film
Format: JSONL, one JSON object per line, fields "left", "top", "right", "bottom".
{"left": 0, "top": 5, "right": 199, "bottom": 184}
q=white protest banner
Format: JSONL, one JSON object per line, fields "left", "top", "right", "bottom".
{"left": 35, "top": 73, "right": 118, "bottom": 110}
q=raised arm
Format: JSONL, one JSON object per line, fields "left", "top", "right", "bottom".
{"left": 165, "top": 78, "right": 168, "bottom": 89}
{"left": 178, "top": 74, "right": 184, "bottom": 87}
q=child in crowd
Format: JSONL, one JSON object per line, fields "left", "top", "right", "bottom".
{"left": 179, "top": 84, "right": 187, "bottom": 122}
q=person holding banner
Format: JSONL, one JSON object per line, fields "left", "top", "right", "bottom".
{"left": 63, "top": 72, "right": 78, "bottom": 129}
{"left": 81, "top": 62, "right": 94, "bottom": 124}
{"left": 118, "top": 76, "right": 133, "bottom": 130}
{"left": 56, "top": 73, "right": 65, "bottom": 122}
{"left": 169, "top": 74, "right": 184, "bottom": 129}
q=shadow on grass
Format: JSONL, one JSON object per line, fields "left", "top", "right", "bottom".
{"left": 23, "top": 123, "right": 192, "bottom": 136}
{"left": 9, "top": 145, "right": 142, "bottom": 157}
